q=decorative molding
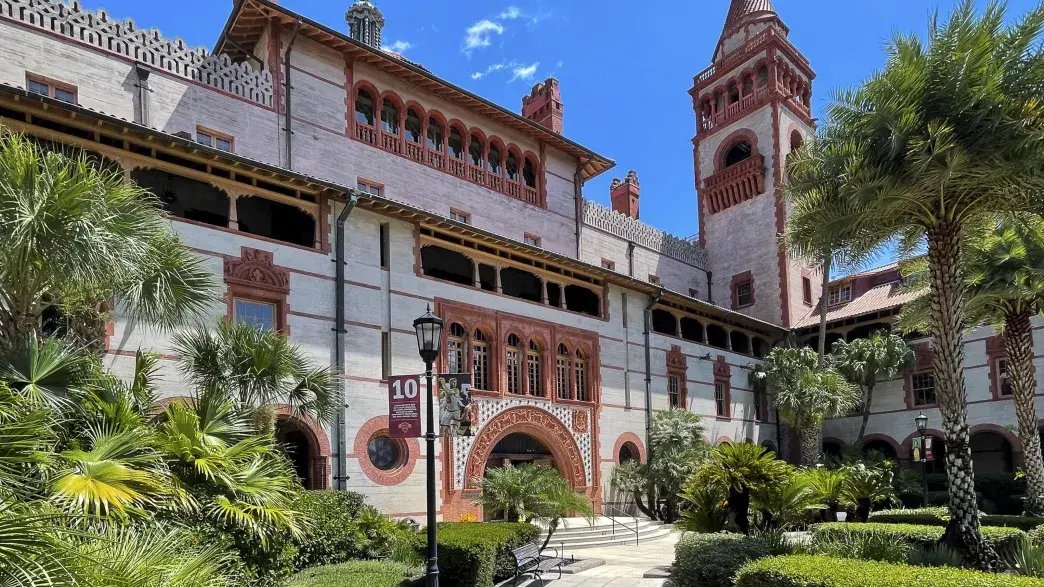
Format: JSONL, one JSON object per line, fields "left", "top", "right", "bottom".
{"left": 0, "top": 0, "right": 273, "bottom": 106}
{"left": 582, "top": 199, "right": 709, "bottom": 270}
{"left": 224, "top": 247, "right": 290, "bottom": 293}
{"left": 572, "top": 410, "right": 589, "bottom": 433}
{"left": 666, "top": 344, "right": 688, "bottom": 372}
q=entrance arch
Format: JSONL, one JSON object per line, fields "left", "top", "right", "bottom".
{"left": 274, "top": 406, "right": 330, "bottom": 489}
{"left": 465, "top": 406, "right": 587, "bottom": 489}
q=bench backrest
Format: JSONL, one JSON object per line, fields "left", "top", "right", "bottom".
{"left": 511, "top": 543, "right": 541, "bottom": 565}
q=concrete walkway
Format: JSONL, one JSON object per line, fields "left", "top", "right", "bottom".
{"left": 514, "top": 531, "right": 679, "bottom": 587}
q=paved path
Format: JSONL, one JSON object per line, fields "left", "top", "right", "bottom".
{"left": 515, "top": 532, "right": 679, "bottom": 587}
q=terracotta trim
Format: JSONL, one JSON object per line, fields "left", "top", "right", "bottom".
{"left": 224, "top": 246, "right": 291, "bottom": 334}
{"left": 666, "top": 345, "right": 689, "bottom": 410}
{"left": 613, "top": 432, "right": 647, "bottom": 464}
{"left": 713, "top": 355, "right": 732, "bottom": 419}
{"left": 771, "top": 98, "right": 792, "bottom": 328}
{"left": 731, "top": 270, "right": 756, "bottom": 310}
{"left": 353, "top": 415, "right": 420, "bottom": 486}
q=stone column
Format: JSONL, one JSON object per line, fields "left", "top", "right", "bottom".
{"left": 541, "top": 280, "right": 549, "bottom": 305}
{"left": 473, "top": 261, "right": 481, "bottom": 288}
{"left": 495, "top": 266, "right": 503, "bottom": 294}
{"left": 228, "top": 194, "right": 240, "bottom": 230}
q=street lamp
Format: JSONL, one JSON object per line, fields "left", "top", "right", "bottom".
{"left": 413, "top": 306, "right": 443, "bottom": 587}
{"left": 915, "top": 413, "right": 928, "bottom": 507}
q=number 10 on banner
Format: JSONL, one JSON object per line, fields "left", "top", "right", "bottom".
{"left": 388, "top": 375, "right": 422, "bottom": 439}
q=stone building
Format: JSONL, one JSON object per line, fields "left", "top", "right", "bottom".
{"left": 0, "top": 0, "right": 1036, "bottom": 520}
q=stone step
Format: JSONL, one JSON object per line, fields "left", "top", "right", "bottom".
{"left": 556, "top": 526, "right": 676, "bottom": 550}
{"left": 547, "top": 522, "right": 664, "bottom": 541}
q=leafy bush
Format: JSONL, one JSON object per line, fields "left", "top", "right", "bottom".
{"left": 288, "top": 561, "right": 412, "bottom": 587}
{"left": 671, "top": 532, "right": 788, "bottom": 587}
{"left": 192, "top": 520, "right": 298, "bottom": 587}
{"left": 908, "top": 544, "right": 963, "bottom": 568}
{"left": 1003, "top": 535, "right": 1044, "bottom": 578}
{"left": 678, "top": 483, "right": 729, "bottom": 533}
{"left": 813, "top": 522, "right": 1025, "bottom": 552}
{"left": 293, "top": 490, "right": 414, "bottom": 570}
{"left": 735, "top": 555, "right": 1044, "bottom": 587}
{"left": 808, "top": 530, "right": 911, "bottom": 563}
{"left": 434, "top": 522, "right": 540, "bottom": 587}
{"left": 1029, "top": 524, "right": 1044, "bottom": 546}
{"left": 868, "top": 508, "right": 1044, "bottom": 531}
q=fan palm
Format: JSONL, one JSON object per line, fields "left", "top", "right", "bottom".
{"left": 174, "top": 321, "right": 335, "bottom": 431}
{"left": 751, "top": 471, "right": 819, "bottom": 531}
{"left": 693, "top": 442, "right": 790, "bottom": 535}
{"left": 0, "top": 131, "right": 219, "bottom": 346}
{"left": 843, "top": 462, "right": 895, "bottom": 522}
{"left": 825, "top": 1, "right": 1044, "bottom": 567}
{"left": 832, "top": 331, "right": 915, "bottom": 442}
{"left": 901, "top": 215, "right": 1044, "bottom": 515}
{"left": 805, "top": 467, "right": 849, "bottom": 519}
{"left": 471, "top": 463, "right": 555, "bottom": 522}
{"left": 757, "top": 347, "right": 856, "bottom": 465}
{"left": 534, "top": 472, "right": 594, "bottom": 551}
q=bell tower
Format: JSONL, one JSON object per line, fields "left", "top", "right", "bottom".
{"left": 692, "top": 0, "right": 819, "bottom": 327}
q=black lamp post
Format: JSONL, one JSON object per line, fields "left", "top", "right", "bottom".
{"left": 915, "top": 413, "right": 928, "bottom": 507}
{"left": 413, "top": 306, "right": 443, "bottom": 587}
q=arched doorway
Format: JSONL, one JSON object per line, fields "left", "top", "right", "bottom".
{"left": 861, "top": 439, "right": 899, "bottom": 462}
{"left": 823, "top": 439, "right": 844, "bottom": 463}
{"left": 487, "top": 432, "right": 557, "bottom": 470}
{"left": 275, "top": 418, "right": 313, "bottom": 487}
{"left": 971, "top": 431, "right": 1014, "bottom": 474}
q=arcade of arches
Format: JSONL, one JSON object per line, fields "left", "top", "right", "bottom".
{"left": 823, "top": 427, "right": 1024, "bottom": 476}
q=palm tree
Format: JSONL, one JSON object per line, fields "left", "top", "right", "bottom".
{"left": 692, "top": 442, "right": 790, "bottom": 535}
{"left": 843, "top": 462, "right": 895, "bottom": 522}
{"left": 832, "top": 331, "right": 915, "bottom": 442}
{"left": 784, "top": 134, "right": 875, "bottom": 362}
{"left": 755, "top": 347, "right": 856, "bottom": 465}
{"left": 901, "top": 216, "right": 1044, "bottom": 515}
{"left": 825, "top": 2, "right": 1044, "bottom": 567}
{"left": 805, "top": 467, "right": 849, "bottom": 520}
{"left": 533, "top": 472, "right": 594, "bottom": 552}
{"left": 0, "top": 131, "right": 218, "bottom": 347}
{"left": 751, "top": 470, "right": 819, "bottom": 531}
{"left": 472, "top": 463, "right": 552, "bottom": 522}
{"left": 173, "top": 320, "right": 335, "bottom": 431}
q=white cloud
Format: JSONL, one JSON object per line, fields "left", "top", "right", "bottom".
{"left": 463, "top": 20, "right": 504, "bottom": 53}
{"left": 500, "top": 6, "right": 523, "bottom": 20}
{"left": 510, "top": 62, "right": 539, "bottom": 82}
{"left": 471, "top": 62, "right": 506, "bottom": 80}
{"left": 381, "top": 40, "right": 412, "bottom": 54}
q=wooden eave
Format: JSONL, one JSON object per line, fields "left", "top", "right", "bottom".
{"left": 0, "top": 85, "right": 783, "bottom": 341}
{"left": 215, "top": 0, "right": 613, "bottom": 182}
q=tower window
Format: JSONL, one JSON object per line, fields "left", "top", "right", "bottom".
{"left": 802, "top": 277, "right": 813, "bottom": 306}
{"left": 355, "top": 89, "right": 375, "bottom": 125}
{"left": 828, "top": 284, "right": 852, "bottom": 306}
{"left": 724, "top": 141, "right": 753, "bottom": 167}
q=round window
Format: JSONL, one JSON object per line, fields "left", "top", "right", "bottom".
{"left": 368, "top": 435, "right": 402, "bottom": 471}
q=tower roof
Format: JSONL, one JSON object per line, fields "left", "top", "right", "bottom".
{"left": 716, "top": 0, "right": 787, "bottom": 61}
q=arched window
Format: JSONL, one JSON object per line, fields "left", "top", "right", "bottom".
{"left": 756, "top": 66, "right": 768, "bottom": 88}
{"left": 556, "top": 344, "right": 571, "bottom": 400}
{"left": 355, "top": 89, "right": 374, "bottom": 125}
{"left": 506, "top": 334, "right": 522, "bottom": 395}
{"left": 527, "top": 340, "right": 542, "bottom": 396}
{"left": 447, "top": 323, "right": 466, "bottom": 374}
{"left": 715, "top": 91, "right": 726, "bottom": 112}
{"left": 469, "top": 134, "right": 483, "bottom": 166}
{"left": 381, "top": 99, "right": 400, "bottom": 135}
{"left": 652, "top": 309, "right": 678, "bottom": 337}
{"left": 724, "top": 141, "right": 752, "bottom": 167}
{"left": 472, "top": 330, "right": 490, "bottom": 391}
{"left": 742, "top": 76, "right": 753, "bottom": 96}
{"left": 619, "top": 443, "right": 638, "bottom": 464}
{"left": 523, "top": 158, "right": 537, "bottom": 188}
{"left": 706, "top": 324, "right": 729, "bottom": 349}
{"left": 405, "top": 108, "right": 422, "bottom": 143}
{"left": 575, "top": 349, "right": 589, "bottom": 402}
{"left": 727, "top": 82, "right": 739, "bottom": 104}
{"left": 449, "top": 127, "right": 465, "bottom": 159}
{"left": 506, "top": 151, "right": 520, "bottom": 181}
{"left": 427, "top": 118, "right": 444, "bottom": 152}
{"left": 488, "top": 144, "right": 502, "bottom": 174}
{"left": 790, "top": 131, "right": 805, "bottom": 152}
{"left": 680, "top": 317, "right": 704, "bottom": 343}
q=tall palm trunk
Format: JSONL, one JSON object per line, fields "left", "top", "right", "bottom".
{"left": 1005, "top": 310, "right": 1044, "bottom": 516}
{"left": 818, "top": 255, "right": 832, "bottom": 365}
{"left": 799, "top": 423, "right": 822, "bottom": 466}
{"left": 926, "top": 223, "right": 998, "bottom": 571}
{"left": 856, "top": 380, "right": 875, "bottom": 442}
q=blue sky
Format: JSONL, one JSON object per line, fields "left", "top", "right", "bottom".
{"left": 94, "top": 0, "right": 1037, "bottom": 246}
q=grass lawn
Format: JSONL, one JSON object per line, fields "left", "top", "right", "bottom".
{"left": 288, "top": 561, "right": 415, "bottom": 587}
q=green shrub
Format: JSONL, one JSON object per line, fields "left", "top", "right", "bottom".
{"left": 908, "top": 544, "right": 963, "bottom": 568}
{"left": 433, "top": 522, "right": 540, "bottom": 587}
{"left": 813, "top": 522, "right": 1025, "bottom": 553}
{"left": 867, "top": 509, "right": 1044, "bottom": 531}
{"left": 671, "top": 532, "right": 787, "bottom": 587}
{"left": 1029, "top": 524, "right": 1044, "bottom": 546}
{"left": 294, "top": 490, "right": 413, "bottom": 570}
{"left": 192, "top": 520, "right": 298, "bottom": 587}
{"left": 1003, "top": 535, "right": 1044, "bottom": 578}
{"left": 808, "top": 530, "right": 911, "bottom": 563}
{"left": 735, "top": 555, "right": 1044, "bottom": 586}
{"left": 288, "top": 561, "right": 412, "bottom": 587}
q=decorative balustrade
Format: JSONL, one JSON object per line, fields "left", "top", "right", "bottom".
{"left": 355, "top": 122, "right": 377, "bottom": 145}
{"left": 469, "top": 165, "right": 484, "bottom": 185}
{"left": 0, "top": 0, "right": 273, "bottom": 106}
{"left": 522, "top": 186, "right": 538, "bottom": 204}
{"left": 702, "top": 155, "right": 766, "bottom": 214}
{"left": 427, "top": 149, "right": 445, "bottom": 169}
{"left": 486, "top": 173, "right": 504, "bottom": 193}
{"left": 405, "top": 140, "right": 423, "bottom": 162}
{"left": 582, "top": 199, "right": 710, "bottom": 270}
{"left": 700, "top": 87, "right": 774, "bottom": 133}
{"left": 449, "top": 157, "right": 467, "bottom": 179}
{"left": 381, "top": 132, "right": 401, "bottom": 154}
{"left": 693, "top": 27, "right": 782, "bottom": 88}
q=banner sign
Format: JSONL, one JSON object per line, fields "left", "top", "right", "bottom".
{"left": 388, "top": 375, "right": 422, "bottom": 439}
{"left": 438, "top": 373, "right": 473, "bottom": 437}
{"left": 912, "top": 437, "right": 922, "bottom": 462}
{"left": 925, "top": 436, "right": 934, "bottom": 462}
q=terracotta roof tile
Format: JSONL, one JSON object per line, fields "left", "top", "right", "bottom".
{"left": 794, "top": 279, "right": 922, "bottom": 329}
{"left": 721, "top": 0, "right": 777, "bottom": 36}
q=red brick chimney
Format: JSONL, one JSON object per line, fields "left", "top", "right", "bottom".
{"left": 521, "top": 77, "right": 563, "bottom": 134}
{"left": 611, "top": 170, "right": 640, "bottom": 220}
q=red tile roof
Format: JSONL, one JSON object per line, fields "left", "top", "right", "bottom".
{"left": 794, "top": 262, "right": 921, "bottom": 329}
{"left": 720, "top": 0, "right": 778, "bottom": 37}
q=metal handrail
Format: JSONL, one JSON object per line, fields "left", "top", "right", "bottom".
{"left": 602, "top": 502, "right": 640, "bottom": 546}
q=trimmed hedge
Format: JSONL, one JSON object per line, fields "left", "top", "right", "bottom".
{"left": 433, "top": 522, "right": 540, "bottom": 587}
{"left": 671, "top": 533, "right": 779, "bottom": 587}
{"left": 288, "top": 561, "right": 412, "bottom": 587}
{"left": 867, "top": 509, "right": 1044, "bottom": 531}
{"left": 735, "top": 555, "right": 1044, "bottom": 587}
{"left": 813, "top": 522, "right": 1025, "bottom": 552}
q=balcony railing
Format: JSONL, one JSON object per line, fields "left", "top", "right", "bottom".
{"left": 702, "top": 154, "right": 766, "bottom": 214}
{"left": 699, "top": 87, "right": 773, "bottom": 133}
{"left": 350, "top": 125, "right": 544, "bottom": 207}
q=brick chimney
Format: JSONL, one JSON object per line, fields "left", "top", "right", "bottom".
{"left": 611, "top": 170, "right": 640, "bottom": 220}
{"left": 521, "top": 77, "right": 563, "bottom": 134}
